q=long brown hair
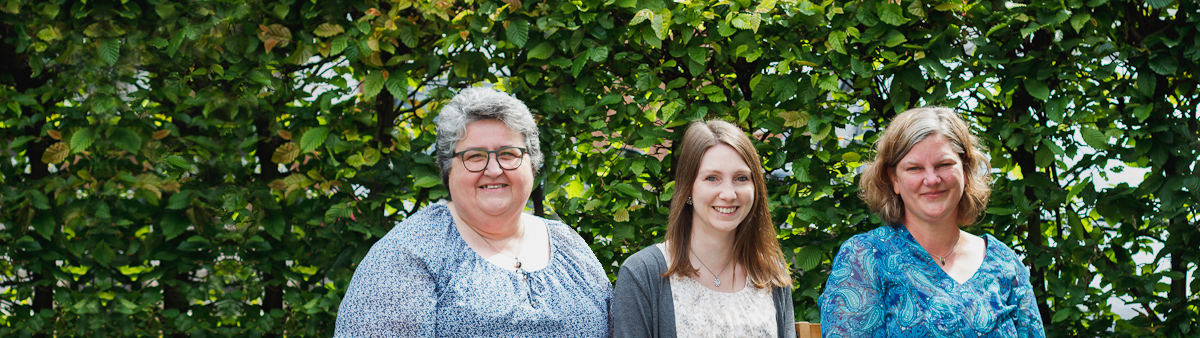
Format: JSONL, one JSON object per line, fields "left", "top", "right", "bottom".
{"left": 662, "top": 120, "right": 791, "bottom": 289}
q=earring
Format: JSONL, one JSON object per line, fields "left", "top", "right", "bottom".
{"left": 686, "top": 197, "right": 693, "bottom": 205}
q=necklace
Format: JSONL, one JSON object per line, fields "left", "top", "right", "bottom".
{"left": 469, "top": 219, "right": 526, "bottom": 269}
{"left": 690, "top": 248, "right": 733, "bottom": 287}
{"left": 934, "top": 232, "right": 961, "bottom": 266}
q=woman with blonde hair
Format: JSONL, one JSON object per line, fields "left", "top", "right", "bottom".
{"left": 613, "top": 120, "right": 795, "bottom": 338}
{"left": 819, "top": 107, "right": 1044, "bottom": 337}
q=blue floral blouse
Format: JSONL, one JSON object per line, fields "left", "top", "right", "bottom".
{"left": 818, "top": 225, "right": 1045, "bottom": 338}
{"left": 334, "top": 203, "right": 612, "bottom": 337}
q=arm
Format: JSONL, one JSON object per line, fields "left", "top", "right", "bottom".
{"left": 818, "top": 237, "right": 886, "bottom": 338}
{"left": 612, "top": 248, "right": 664, "bottom": 338}
{"left": 334, "top": 241, "right": 437, "bottom": 338}
{"left": 1013, "top": 260, "right": 1046, "bottom": 338}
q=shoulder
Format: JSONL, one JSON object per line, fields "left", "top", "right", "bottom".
{"left": 836, "top": 225, "right": 898, "bottom": 254}
{"left": 365, "top": 204, "right": 459, "bottom": 266}
{"left": 981, "top": 233, "right": 1029, "bottom": 274}
{"left": 619, "top": 244, "right": 667, "bottom": 275}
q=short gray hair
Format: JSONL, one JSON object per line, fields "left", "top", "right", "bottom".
{"left": 435, "top": 87, "right": 543, "bottom": 197}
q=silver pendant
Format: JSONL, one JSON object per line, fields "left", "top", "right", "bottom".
{"left": 714, "top": 278, "right": 721, "bottom": 287}
{"left": 514, "top": 259, "right": 522, "bottom": 269}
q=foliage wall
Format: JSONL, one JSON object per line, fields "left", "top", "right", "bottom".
{"left": 1, "top": 0, "right": 1196, "bottom": 336}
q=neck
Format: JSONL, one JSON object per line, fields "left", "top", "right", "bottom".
{"left": 688, "top": 226, "right": 736, "bottom": 268}
{"left": 903, "top": 216, "right": 960, "bottom": 254}
{"left": 447, "top": 202, "right": 523, "bottom": 241}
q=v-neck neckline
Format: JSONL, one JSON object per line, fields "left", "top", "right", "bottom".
{"left": 897, "top": 225, "right": 989, "bottom": 287}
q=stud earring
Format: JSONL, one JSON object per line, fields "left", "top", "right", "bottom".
{"left": 686, "top": 197, "right": 693, "bottom": 205}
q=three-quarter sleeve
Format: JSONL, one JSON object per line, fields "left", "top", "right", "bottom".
{"left": 334, "top": 240, "right": 438, "bottom": 338}
{"left": 819, "top": 236, "right": 887, "bottom": 337}
{"left": 1012, "top": 259, "right": 1046, "bottom": 338}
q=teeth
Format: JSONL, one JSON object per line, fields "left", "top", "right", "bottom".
{"left": 481, "top": 184, "right": 506, "bottom": 189}
{"left": 714, "top": 207, "right": 736, "bottom": 213}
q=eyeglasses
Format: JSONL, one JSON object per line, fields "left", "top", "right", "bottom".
{"left": 453, "top": 147, "right": 527, "bottom": 172}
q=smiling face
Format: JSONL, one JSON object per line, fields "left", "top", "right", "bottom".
{"left": 690, "top": 143, "right": 756, "bottom": 234}
{"left": 447, "top": 119, "right": 534, "bottom": 225}
{"left": 891, "top": 133, "right": 965, "bottom": 226}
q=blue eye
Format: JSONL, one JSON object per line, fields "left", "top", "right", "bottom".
{"left": 736, "top": 176, "right": 750, "bottom": 182}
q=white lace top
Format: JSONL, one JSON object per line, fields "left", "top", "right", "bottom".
{"left": 657, "top": 243, "right": 778, "bottom": 338}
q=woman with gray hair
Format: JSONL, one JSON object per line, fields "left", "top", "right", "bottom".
{"left": 818, "top": 107, "right": 1044, "bottom": 337}
{"left": 335, "top": 88, "right": 611, "bottom": 337}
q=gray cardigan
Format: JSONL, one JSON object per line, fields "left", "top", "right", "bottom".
{"left": 612, "top": 245, "right": 797, "bottom": 338}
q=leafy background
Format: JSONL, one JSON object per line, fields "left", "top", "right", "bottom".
{"left": 1, "top": 0, "right": 1196, "bottom": 336}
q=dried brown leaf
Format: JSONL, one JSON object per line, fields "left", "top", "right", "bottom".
{"left": 152, "top": 129, "right": 171, "bottom": 140}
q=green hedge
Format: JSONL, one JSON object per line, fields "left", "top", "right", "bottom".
{"left": 1, "top": 0, "right": 1196, "bottom": 336}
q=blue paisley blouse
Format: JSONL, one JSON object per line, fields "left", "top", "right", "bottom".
{"left": 334, "top": 203, "right": 612, "bottom": 337}
{"left": 818, "top": 225, "right": 1045, "bottom": 338}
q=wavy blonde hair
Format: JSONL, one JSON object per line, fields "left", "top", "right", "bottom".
{"left": 859, "top": 107, "right": 992, "bottom": 226}
{"left": 663, "top": 120, "right": 791, "bottom": 289}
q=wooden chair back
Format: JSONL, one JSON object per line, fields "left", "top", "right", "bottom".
{"left": 795, "top": 321, "right": 820, "bottom": 338}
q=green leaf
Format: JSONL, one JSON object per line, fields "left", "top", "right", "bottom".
{"left": 161, "top": 213, "right": 190, "bottom": 240}
{"left": 527, "top": 42, "right": 554, "bottom": 60}
{"left": 16, "top": 236, "right": 43, "bottom": 252}
{"left": 907, "top": 0, "right": 925, "bottom": 18}
{"left": 111, "top": 127, "right": 142, "bottom": 152}
{"left": 1045, "top": 97, "right": 1070, "bottom": 123}
{"left": 841, "top": 152, "right": 861, "bottom": 162}
{"left": 507, "top": 19, "right": 529, "bottom": 48}
{"left": 614, "top": 183, "right": 643, "bottom": 199}
{"left": 651, "top": 9, "right": 668, "bottom": 40}
{"left": 301, "top": 127, "right": 331, "bottom": 153}
{"left": 167, "top": 191, "right": 192, "bottom": 210}
{"left": 1066, "top": 177, "right": 1091, "bottom": 202}
{"left": 166, "top": 155, "right": 191, "bottom": 170}
{"left": 414, "top": 175, "right": 441, "bottom": 188}
{"left": 629, "top": 9, "right": 652, "bottom": 26}
{"left": 1070, "top": 13, "right": 1091, "bottom": 32}
{"left": 883, "top": 29, "right": 907, "bottom": 47}
{"left": 263, "top": 213, "right": 285, "bottom": 240}
{"left": 1024, "top": 78, "right": 1049, "bottom": 101}
{"left": 1136, "top": 72, "right": 1156, "bottom": 97}
{"left": 986, "top": 207, "right": 1016, "bottom": 215}
{"left": 385, "top": 72, "right": 409, "bottom": 99}
{"left": 1148, "top": 56, "right": 1178, "bottom": 75}
{"left": 1079, "top": 126, "right": 1109, "bottom": 151}
{"left": 70, "top": 128, "right": 95, "bottom": 153}
{"left": 28, "top": 190, "right": 50, "bottom": 209}
{"left": 361, "top": 72, "right": 385, "bottom": 100}
{"left": 32, "top": 213, "right": 55, "bottom": 239}
{"left": 331, "top": 36, "right": 348, "bottom": 55}
{"left": 1146, "top": 0, "right": 1171, "bottom": 9}
{"left": 878, "top": 3, "right": 909, "bottom": 26}
{"left": 1035, "top": 147, "right": 1054, "bottom": 168}
{"left": 99, "top": 39, "right": 120, "bottom": 66}
{"left": 93, "top": 241, "right": 115, "bottom": 267}
{"left": 589, "top": 46, "right": 609, "bottom": 62}
{"left": 795, "top": 246, "right": 822, "bottom": 271}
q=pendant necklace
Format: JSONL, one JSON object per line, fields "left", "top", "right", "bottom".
{"left": 690, "top": 247, "right": 733, "bottom": 287}
{"left": 934, "top": 232, "right": 961, "bottom": 266}
{"left": 471, "top": 219, "right": 526, "bottom": 270}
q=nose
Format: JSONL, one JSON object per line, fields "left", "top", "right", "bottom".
{"left": 923, "top": 169, "right": 941, "bottom": 185}
{"left": 482, "top": 153, "right": 504, "bottom": 177}
{"left": 718, "top": 181, "right": 737, "bottom": 200}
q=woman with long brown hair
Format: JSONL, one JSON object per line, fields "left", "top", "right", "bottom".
{"left": 613, "top": 120, "right": 794, "bottom": 338}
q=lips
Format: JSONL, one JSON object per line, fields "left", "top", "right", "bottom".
{"left": 479, "top": 184, "right": 508, "bottom": 189}
{"left": 714, "top": 206, "right": 737, "bottom": 214}
{"left": 921, "top": 190, "right": 946, "bottom": 198}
